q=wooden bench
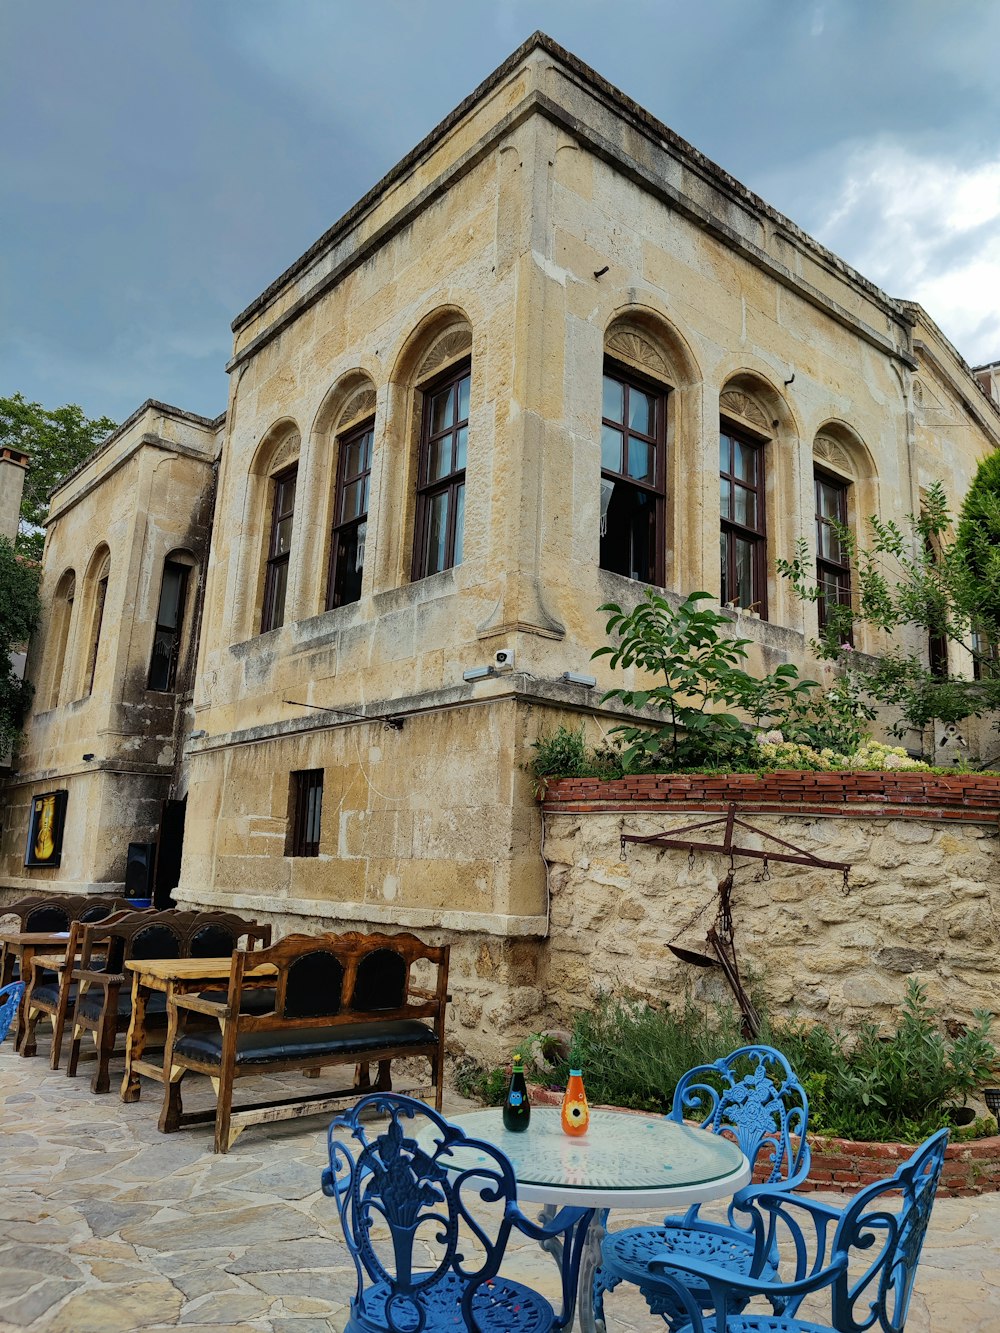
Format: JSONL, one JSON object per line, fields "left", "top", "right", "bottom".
{"left": 159, "top": 930, "right": 450, "bottom": 1153}
{"left": 66, "top": 910, "right": 271, "bottom": 1093}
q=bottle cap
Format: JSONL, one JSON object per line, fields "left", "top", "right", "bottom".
{"left": 569, "top": 1068, "right": 582, "bottom": 1076}
{"left": 513, "top": 1053, "right": 522, "bottom": 1064}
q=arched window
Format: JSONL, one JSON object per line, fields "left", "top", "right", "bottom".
{"left": 812, "top": 426, "right": 877, "bottom": 639}
{"left": 323, "top": 381, "right": 377, "bottom": 610}
{"left": 261, "top": 466, "right": 297, "bottom": 632}
{"left": 148, "top": 552, "right": 196, "bottom": 691}
{"left": 719, "top": 420, "right": 768, "bottom": 617}
{"left": 412, "top": 360, "right": 470, "bottom": 579}
{"left": 45, "top": 570, "right": 75, "bottom": 709}
{"left": 600, "top": 362, "right": 667, "bottom": 585}
{"left": 83, "top": 548, "right": 111, "bottom": 697}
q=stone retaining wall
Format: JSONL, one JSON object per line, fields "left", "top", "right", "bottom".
{"left": 540, "top": 770, "right": 1000, "bottom": 1030}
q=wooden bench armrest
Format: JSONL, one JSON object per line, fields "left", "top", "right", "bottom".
{"left": 31, "top": 955, "right": 69, "bottom": 978}
{"left": 171, "top": 994, "right": 231, "bottom": 1019}
{"left": 72, "top": 969, "right": 123, "bottom": 986}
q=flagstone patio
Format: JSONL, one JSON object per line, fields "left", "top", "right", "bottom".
{"left": 1, "top": 1042, "right": 997, "bottom": 1331}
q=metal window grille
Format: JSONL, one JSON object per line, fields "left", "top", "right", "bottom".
{"left": 289, "top": 769, "right": 323, "bottom": 857}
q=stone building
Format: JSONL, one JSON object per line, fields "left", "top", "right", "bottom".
{"left": 3, "top": 34, "right": 1000, "bottom": 1054}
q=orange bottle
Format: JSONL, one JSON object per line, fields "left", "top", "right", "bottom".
{"left": 561, "top": 1069, "right": 590, "bottom": 1136}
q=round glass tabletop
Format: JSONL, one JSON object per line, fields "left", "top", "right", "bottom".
{"left": 418, "top": 1107, "right": 750, "bottom": 1209}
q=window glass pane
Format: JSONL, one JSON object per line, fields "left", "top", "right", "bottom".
{"left": 720, "top": 434, "right": 731, "bottom": 472}
{"left": 601, "top": 424, "right": 624, "bottom": 472}
{"left": 455, "top": 424, "right": 468, "bottom": 471}
{"left": 720, "top": 476, "right": 731, "bottom": 515}
{"left": 457, "top": 374, "right": 471, "bottom": 423}
{"left": 362, "top": 428, "right": 374, "bottom": 470}
{"left": 599, "top": 480, "right": 655, "bottom": 583}
{"left": 272, "top": 560, "right": 290, "bottom": 628}
{"left": 157, "top": 566, "right": 184, "bottom": 630}
{"left": 332, "top": 523, "right": 364, "bottom": 607}
{"left": 277, "top": 472, "right": 296, "bottom": 515}
{"left": 453, "top": 483, "right": 465, "bottom": 566}
{"left": 735, "top": 537, "right": 755, "bottom": 608}
{"left": 305, "top": 783, "right": 323, "bottom": 847}
{"left": 733, "top": 484, "right": 756, "bottom": 528}
{"left": 733, "top": 440, "right": 755, "bottom": 483}
{"left": 424, "top": 491, "right": 449, "bottom": 575}
{"left": 345, "top": 438, "right": 364, "bottom": 479}
{"left": 818, "top": 479, "right": 843, "bottom": 520}
{"left": 430, "top": 386, "right": 454, "bottom": 435}
{"left": 342, "top": 479, "right": 364, "bottom": 521}
{"left": 627, "top": 437, "right": 654, "bottom": 482}
{"left": 148, "top": 628, "right": 175, "bottom": 692}
{"left": 360, "top": 474, "right": 370, "bottom": 514}
{"left": 720, "top": 529, "right": 730, "bottom": 604}
{"left": 274, "top": 514, "right": 293, "bottom": 555}
{"left": 629, "top": 390, "right": 654, "bottom": 436}
{"left": 603, "top": 376, "right": 624, "bottom": 424}
{"left": 428, "top": 437, "right": 451, "bottom": 482}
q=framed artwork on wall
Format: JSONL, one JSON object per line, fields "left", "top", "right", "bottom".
{"left": 24, "top": 790, "right": 68, "bottom": 868}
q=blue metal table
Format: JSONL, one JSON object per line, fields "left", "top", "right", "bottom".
{"left": 424, "top": 1106, "right": 751, "bottom": 1331}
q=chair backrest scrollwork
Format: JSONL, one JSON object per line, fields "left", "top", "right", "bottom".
{"left": 324, "top": 1093, "right": 521, "bottom": 1331}
{"left": 671, "top": 1044, "right": 810, "bottom": 1187}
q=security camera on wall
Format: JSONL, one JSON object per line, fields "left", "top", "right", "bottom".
{"left": 493, "top": 648, "right": 515, "bottom": 672}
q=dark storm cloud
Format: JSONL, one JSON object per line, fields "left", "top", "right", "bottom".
{"left": 3, "top": 0, "right": 999, "bottom": 422}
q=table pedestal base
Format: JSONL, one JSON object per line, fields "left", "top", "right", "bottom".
{"left": 539, "top": 1204, "right": 609, "bottom": 1333}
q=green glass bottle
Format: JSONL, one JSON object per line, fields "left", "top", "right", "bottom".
{"left": 502, "top": 1053, "right": 530, "bottom": 1132}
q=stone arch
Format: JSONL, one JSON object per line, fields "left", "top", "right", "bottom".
{"left": 812, "top": 420, "right": 880, "bottom": 649}
{"left": 236, "top": 419, "right": 302, "bottom": 639}
{"left": 718, "top": 370, "right": 799, "bottom": 625}
{"left": 380, "top": 308, "right": 475, "bottom": 588}
{"left": 147, "top": 547, "right": 200, "bottom": 693}
{"left": 307, "top": 370, "right": 379, "bottom": 616}
{"left": 600, "top": 308, "right": 702, "bottom": 593}
{"left": 78, "top": 544, "right": 111, "bottom": 698}
{"left": 43, "top": 567, "right": 76, "bottom": 709}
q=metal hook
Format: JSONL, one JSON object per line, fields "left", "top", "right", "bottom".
{"left": 620, "top": 836, "right": 628, "bottom": 863}
{"left": 842, "top": 867, "right": 851, "bottom": 896}
{"left": 688, "top": 846, "right": 695, "bottom": 872}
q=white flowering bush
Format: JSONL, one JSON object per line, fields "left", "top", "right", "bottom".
{"left": 753, "top": 732, "right": 931, "bottom": 772}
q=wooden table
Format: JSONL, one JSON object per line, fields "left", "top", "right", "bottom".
{"left": 121, "top": 957, "right": 277, "bottom": 1103}
{"left": 0, "top": 931, "right": 70, "bottom": 1051}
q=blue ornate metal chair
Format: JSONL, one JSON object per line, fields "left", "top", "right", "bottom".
{"left": 0, "top": 981, "right": 26, "bottom": 1044}
{"left": 604, "top": 1127, "right": 948, "bottom": 1333}
{"left": 323, "top": 1092, "right": 592, "bottom": 1332}
{"left": 598, "top": 1045, "right": 810, "bottom": 1328}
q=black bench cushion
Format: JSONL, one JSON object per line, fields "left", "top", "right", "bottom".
{"left": 77, "top": 988, "right": 167, "bottom": 1022}
{"left": 30, "top": 981, "right": 76, "bottom": 1009}
{"left": 173, "top": 1019, "right": 436, "bottom": 1067}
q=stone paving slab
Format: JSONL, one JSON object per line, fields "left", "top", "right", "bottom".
{"left": 1, "top": 1041, "right": 998, "bottom": 1330}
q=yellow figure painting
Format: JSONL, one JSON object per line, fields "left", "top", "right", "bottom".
{"left": 33, "top": 795, "right": 57, "bottom": 862}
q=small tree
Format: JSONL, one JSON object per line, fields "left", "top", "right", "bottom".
{"left": 0, "top": 537, "right": 42, "bottom": 748}
{"left": 778, "top": 479, "right": 1000, "bottom": 740}
{"left": 1, "top": 394, "right": 118, "bottom": 560}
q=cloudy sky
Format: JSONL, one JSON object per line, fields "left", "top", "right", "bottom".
{"left": 3, "top": 0, "right": 999, "bottom": 424}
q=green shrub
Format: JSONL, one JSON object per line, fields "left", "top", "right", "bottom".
{"left": 556, "top": 980, "right": 997, "bottom": 1142}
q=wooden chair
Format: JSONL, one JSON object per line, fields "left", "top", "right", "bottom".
{"left": 0, "top": 894, "right": 134, "bottom": 989}
{"left": 21, "top": 907, "right": 150, "bottom": 1066}
{"left": 66, "top": 910, "right": 271, "bottom": 1093}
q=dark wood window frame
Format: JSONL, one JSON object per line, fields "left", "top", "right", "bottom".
{"left": 720, "top": 425, "right": 768, "bottom": 619}
{"left": 599, "top": 360, "right": 668, "bottom": 587}
{"left": 412, "top": 360, "right": 470, "bottom": 581}
{"left": 326, "top": 417, "right": 374, "bottom": 610}
{"left": 287, "top": 768, "right": 323, "bottom": 857}
{"left": 814, "top": 468, "right": 853, "bottom": 633}
{"left": 147, "top": 559, "right": 191, "bottom": 692}
{"left": 261, "top": 465, "right": 297, "bottom": 633}
{"left": 85, "top": 567, "right": 110, "bottom": 696}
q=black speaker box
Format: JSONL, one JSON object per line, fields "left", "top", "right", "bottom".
{"left": 124, "top": 841, "right": 156, "bottom": 899}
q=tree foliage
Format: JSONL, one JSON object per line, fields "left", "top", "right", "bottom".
{"left": 1, "top": 393, "right": 118, "bottom": 559}
{"left": 777, "top": 476, "right": 1000, "bottom": 740}
{"left": 0, "top": 536, "right": 42, "bottom": 747}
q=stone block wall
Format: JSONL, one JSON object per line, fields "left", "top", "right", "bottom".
{"left": 540, "top": 772, "right": 1000, "bottom": 1031}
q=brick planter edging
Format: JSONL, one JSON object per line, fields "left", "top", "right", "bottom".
{"left": 526, "top": 1085, "right": 1000, "bottom": 1197}
{"left": 541, "top": 770, "right": 1000, "bottom": 821}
